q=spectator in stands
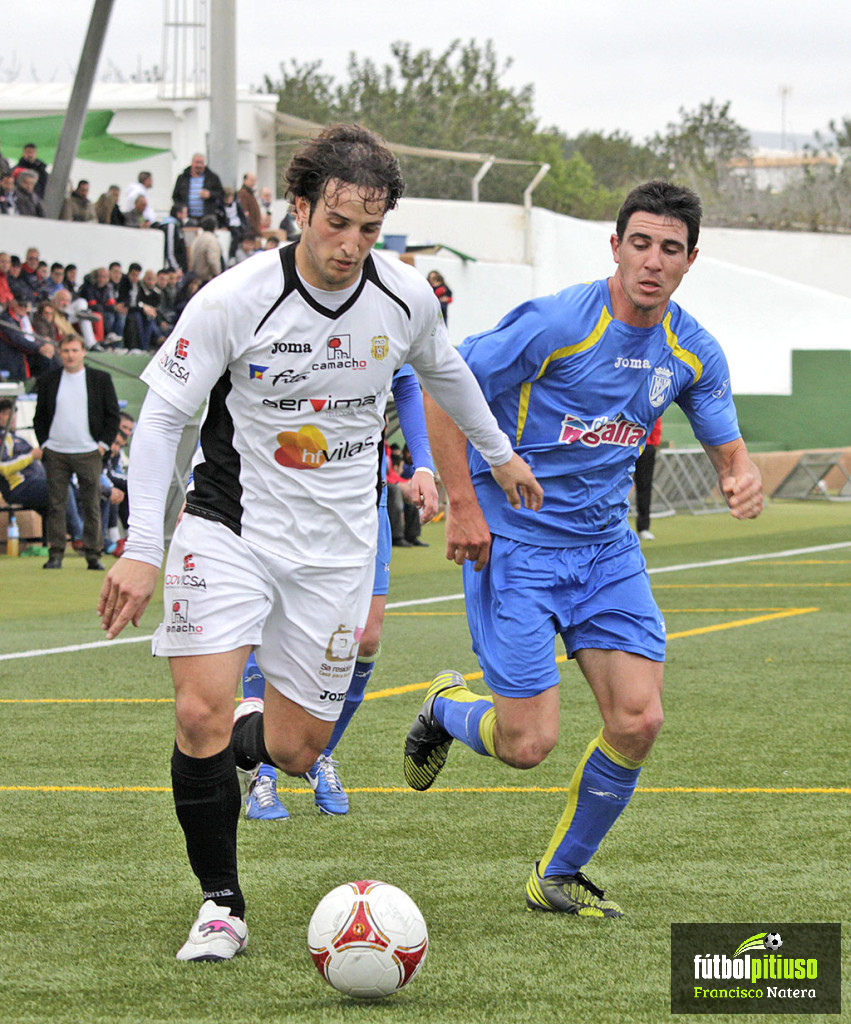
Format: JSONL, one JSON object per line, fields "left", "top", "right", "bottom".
{"left": 1, "top": 293, "right": 55, "bottom": 381}
{"left": 0, "top": 397, "right": 49, "bottom": 518}
{"left": 232, "top": 232, "right": 260, "bottom": 265}
{"left": 0, "top": 253, "right": 14, "bottom": 306}
{"left": 237, "top": 172, "right": 262, "bottom": 235}
{"left": 172, "top": 153, "right": 224, "bottom": 225}
{"left": 116, "top": 263, "right": 154, "bottom": 351}
{"left": 140, "top": 269, "right": 167, "bottom": 345}
{"left": 19, "top": 249, "right": 47, "bottom": 302}
{"left": 15, "top": 144, "right": 49, "bottom": 198}
{"left": 124, "top": 193, "right": 152, "bottom": 229}
{"left": 46, "top": 263, "right": 66, "bottom": 297}
{"left": 81, "top": 267, "right": 120, "bottom": 340}
{"left": 60, "top": 179, "right": 97, "bottom": 223}
{"left": 221, "top": 186, "right": 249, "bottom": 262}
{"left": 120, "top": 171, "right": 156, "bottom": 225}
{"left": 159, "top": 203, "right": 189, "bottom": 273}
{"left": 427, "top": 270, "right": 453, "bottom": 324}
{"left": 101, "top": 411, "right": 135, "bottom": 555}
{"left": 158, "top": 267, "right": 180, "bottom": 328}
{"left": 63, "top": 264, "right": 80, "bottom": 299}
{"left": 31, "top": 299, "right": 61, "bottom": 344}
{"left": 34, "top": 334, "right": 120, "bottom": 570}
{"left": 0, "top": 137, "right": 10, "bottom": 178}
{"left": 188, "top": 215, "right": 223, "bottom": 284}
{"left": 279, "top": 202, "right": 301, "bottom": 241}
{"left": 263, "top": 235, "right": 280, "bottom": 250}
{"left": 172, "top": 270, "right": 201, "bottom": 320}
{"left": 258, "top": 185, "right": 273, "bottom": 229}
{"left": 95, "top": 185, "right": 123, "bottom": 225}
{"left": 15, "top": 171, "right": 46, "bottom": 218}
{"left": 0, "top": 172, "right": 17, "bottom": 215}
{"left": 51, "top": 288, "right": 103, "bottom": 351}
{"left": 107, "top": 263, "right": 127, "bottom": 340}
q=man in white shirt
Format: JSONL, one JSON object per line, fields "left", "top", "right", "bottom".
{"left": 120, "top": 171, "right": 157, "bottom": 225}
{"left": 33, "top": 336, "right": 120, "bottom": 569}
{"left": 98, "top": 123, "right": 543, "bottom": 963}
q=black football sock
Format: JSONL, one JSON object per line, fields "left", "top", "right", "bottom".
{"left": 170, "top": 743, "right": 245, "bottom": 920}
{"left": 231, "top": 708, "right": 274, "bottom": 770}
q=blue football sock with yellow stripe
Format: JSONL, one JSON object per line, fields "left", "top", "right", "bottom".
{"left": 432, "top": 683, "right": 496, "bottom": 757}
{"left": 538, "top": 731, "right": 643, "bottom": 877}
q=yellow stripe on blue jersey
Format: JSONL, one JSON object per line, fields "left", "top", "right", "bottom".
{"left": 516, "top": 305, "right": 613, "bottom": 445}
{"left": 663, "top": 311, "right": 704, "bottom": 383}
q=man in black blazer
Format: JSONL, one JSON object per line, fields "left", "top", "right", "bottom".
{"left": 34, "top": 335, "right": 120, "bottom": 569}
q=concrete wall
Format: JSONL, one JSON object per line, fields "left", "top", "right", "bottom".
{"left": 384, "top": 197, "right": 851, "bottom": 398}
{"left": 0, "top": 215, "right": 165, "bottom": 274}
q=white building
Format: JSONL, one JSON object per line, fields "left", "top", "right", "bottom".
{"left": 0, "top": 82, "right": 278, "bottom": 217}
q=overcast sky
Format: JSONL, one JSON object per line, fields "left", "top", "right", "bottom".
{"left": 5, "top": 0, "right": 850, "bottom": 145}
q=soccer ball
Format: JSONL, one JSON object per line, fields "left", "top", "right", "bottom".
{"left": 308, "top": 880, "right": 428, "bottom": 998}
{"left": 764, "top": 932, "right": 783, "bottom": 951}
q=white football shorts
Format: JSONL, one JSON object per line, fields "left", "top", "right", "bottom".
{"left": 152, "top": 514, "right": 374, "bottom": 720}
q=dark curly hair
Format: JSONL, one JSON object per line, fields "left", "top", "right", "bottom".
{"left": 283, "top": 123, "right": 404, "bottom": 219}
{"left": 616, "top": 180, "right": 703, "bottom": 254}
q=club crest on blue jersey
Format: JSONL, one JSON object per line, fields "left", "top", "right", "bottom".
{"left": 649, "top": 367, "right": 673, "bottom": 408}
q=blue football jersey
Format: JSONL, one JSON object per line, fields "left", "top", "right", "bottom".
{"left": 458, "top": 278, "right": 741, "bottom": 546}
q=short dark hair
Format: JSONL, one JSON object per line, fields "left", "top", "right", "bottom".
{"left": 616, "top": 180, "right": 702, "bottom": 254}
{"left": 139, "top": 171, "right": 152, "bottom": 184}
{"left": 0, "top": 398, "right": 14, "bottom": 415}
{"left": 200, "top": 215, "right": 218, "bottom": 232}
{"left": 50, "top": 262, "right": 64, "bottom": 273}
{"left": 284, "top": 123, "right": 404, "bottom": 217}
{"left": 108, "top": 261, "right": 121, "bottom": 270}
{"left": 128, "top": 262, "right": 142, "bottom": 274}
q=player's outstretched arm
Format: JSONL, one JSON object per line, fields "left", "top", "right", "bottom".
{"left": 702, "top": 438, "right": 763, "bottom": 520}
{"left": 98, "top": 558, "right": 160, "bottom": 640}
{"left": 424, "top": 393, "right": 492, "bottom": 570}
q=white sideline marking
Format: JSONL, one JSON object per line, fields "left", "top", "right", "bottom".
{"left": 2, "top": 540, "right": 849, "bottom": 662}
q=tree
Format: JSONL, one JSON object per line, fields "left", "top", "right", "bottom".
{"left": 570, "top": 130, "right": 667, "bottom": 193}
{"left": 263, "top": 40, "right": 591, "bottom": 208}
{"left": 651, "top": 100, "right": 751, "bottom": 197}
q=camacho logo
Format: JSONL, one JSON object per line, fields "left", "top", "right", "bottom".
{"left": 273, "top": 425, "right": 375, "bottom": 470}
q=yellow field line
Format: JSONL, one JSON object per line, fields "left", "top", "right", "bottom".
{"left": 366, "top": 608, "right": 819, "bottom": 699}
{"left": 1, "top": 784, "right": 847, "bottom": 795}
{"left": 0, "top": 608, "right": 819, "bottom": 705}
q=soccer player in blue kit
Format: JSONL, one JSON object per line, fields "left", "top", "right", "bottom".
{"left": 405, "top": 181, "right": 763, "bottom": 917}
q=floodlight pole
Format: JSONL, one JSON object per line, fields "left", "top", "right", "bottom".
{"left": 208, "top": 0, "right": 238, "bottom": 194}
{"left": 43, "top": 0, "right": 116, "bottom": 220}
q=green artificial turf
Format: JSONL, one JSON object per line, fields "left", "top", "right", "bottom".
{"left": 0, "top": 501, "right": 848, "bottom": 1023}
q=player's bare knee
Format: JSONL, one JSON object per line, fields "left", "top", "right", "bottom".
{"left": 496, "top": 728, "right": 557, "bottom": 769}
{"left": 175, "top": 694, "right": 231, "bottom": 748}
{"left": 266, "top": 741, "right": 319, "bottom": 776}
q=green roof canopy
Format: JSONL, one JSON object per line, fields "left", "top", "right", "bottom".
{"left": 0, "top": 110, "right": 167, "bottom": 164}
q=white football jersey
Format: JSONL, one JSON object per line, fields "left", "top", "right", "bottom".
{"left": 142, "top": 245, "right": 492, "bottom": 567}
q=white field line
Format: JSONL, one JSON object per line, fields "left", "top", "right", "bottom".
{"left": 2, "top": 540, "right": 848, "bottom": 662}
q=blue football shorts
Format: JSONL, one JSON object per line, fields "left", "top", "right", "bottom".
{"left": 462, "top": 529, "right": 666, "bottom": 698}
{"left": 373, "top": 503, "right": 392, "bottom": 596}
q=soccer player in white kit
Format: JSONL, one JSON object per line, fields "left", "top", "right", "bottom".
{"left": 98, "top": 124, "right": 543, "bottom": 961}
